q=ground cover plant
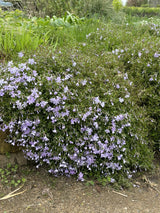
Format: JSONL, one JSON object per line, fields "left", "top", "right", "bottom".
{"left": 0, "top": 9, "right": 159, "bottom": 186}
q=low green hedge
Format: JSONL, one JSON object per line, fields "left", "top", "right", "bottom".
{"left": 123, "top": 6, "right": 160, "bottom": 17}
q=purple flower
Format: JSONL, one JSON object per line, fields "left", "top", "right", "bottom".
{"left": 81, "top": 79, "right": 87, "bottom": 86}
{"left": 64, "top": 86, "right": 69, "bottom": 93}
{"left": 50, "top": 97, "right": 61, "bottom": 105}
{"left": 72, "top": 62, "right": 76, "bottom": 67}
{"left": 46, "top": 76, "right": 52, "bottom": 81}
{"left": 138, "top": 52, "right": 142, "bottom": 57}
{"left": 18, "top": 52, "right": 24, "bottom": 58}
{"left": 92, "top": 134, "right": 99, "bottom": 141}
{"left": 55, "top": 76, "right": 62, "bottom": 83}
{"left": 119, "top": 97, "right": 124, "bottom": 103}
{"left": 78, "top": 172, "right": 84, "bottom": 181}
{"left": 93, "top": 97, "right": 100, "bottom": 104}
{"left": 27, "top": 95, "right": 36, "bottom": 104}
{"left": 28, "top": 58, "right": 36, "bottom": 65}
{"left": 40, "top": 101, "right": 48, "bottom": 108}
{"left": 154, "top": 52, "right": 160, "bottom": 58}
{"left": 117, "top": 154, "right": 123, "bottom": 161}
{"left": 86, "top": 128, "right": 92, "bottom": 135}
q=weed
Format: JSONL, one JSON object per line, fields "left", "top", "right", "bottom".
{"left": 0, "top": 164, "right": 26, "bottom": 188}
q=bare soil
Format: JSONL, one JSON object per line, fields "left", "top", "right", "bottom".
{"left": 0, "top": 161, "right": 160, "bottom": 213}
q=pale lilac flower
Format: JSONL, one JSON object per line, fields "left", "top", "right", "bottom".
{"left": 40, "top": 101, "right": 48, "bottom": 108}
{"left": 46, "top": 76, "right": 52, "bottom": 81}
{"left": 72, "top": 62, "right": 76, "bottom": 67}
{"left": 92, "top": 134, "right": 99, "bottom": 141}
{"left": 93, "top": 96, "right": 100, "bottom": 104}
{"left": 81, "top": 79, "right": 87, "bottom": 86}
{"left": 124, "top": 73, "right": 128, "bottom": 80}
{"left": 86, "top": 128, "right": 92, "bottom": 135}
{"left": 18, "top": 52, "right": 24, "bottom": 58}
{"left": 105, "top": 129, "right": 110, "bottom": 133}
{"left": 110, "top": 178, "right": 115, "bottom": 183}
{"left": 64, "top": 86, "right": 69, "bottom": 93}
{"left": 50, "top": 97, "right": 61, "bottom": 105}
{"left": 100, "top": 102, "right": 105, "bottom": 107}
{"left": 28, "top": 58, "right": 36, "bottom": 65}
{"left": 55, "top": 76, "right": 62, "bottom": 83}
{"left": 116, "top": 84, "right": 120, "bottom": 89}
{"left": 78, "top": 172, "right": 84, "bottom": 181}
{"left": 119, "top": 97, "right": 124, "bottom": 103}
{"left": 125, "top": 94, "right": 130, "bottom": 98}
{"left": 149, "top": 77, "right": 153, "bottom": 81}
{"left": 138, "top": 52, "right": 142, "bottom": 57}
{"left": 27, "top": 96, "right": 36, "bottom": 104}
{"left": 154, "top": 52, "right": 160, "bottom": 58}
{"left": 32, "top": 70, "right": 38, "bottom": 76}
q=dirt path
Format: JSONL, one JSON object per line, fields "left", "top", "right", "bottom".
{"left": 0, "top": 164, "right": 160, "bottom": 213}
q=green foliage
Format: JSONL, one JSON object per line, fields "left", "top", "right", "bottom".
{"left": 123, "top": 6, "right": 160, "bottom": 17}
{"left": 112, "top": 0, "right": 123, "bottom": 12}
{"left": 0, "top": 9, "right": 86, "bottom": 60}
{"left": 0, "top": 164, "right": 26, "bottom": 187}
{"left": 34, "top": 0, "right": 113, "bottom": 18}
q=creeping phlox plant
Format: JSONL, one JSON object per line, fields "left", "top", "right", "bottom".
{"left": 0, "top": 50, "right": 152, "bottom": 183}
{"left": 111, "top": 40, "right": 160, "bottom": 151}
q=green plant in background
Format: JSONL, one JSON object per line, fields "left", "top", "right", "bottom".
{"left": 34, "top": 0, "right": 113, "bottom": 18}
{"left": 123, "top": 6, "right": 160, "bottom": 17}
{"left": 0, "top": 164, "right": 26, "bottom": 187}
{"left": 112, "top": 0, "right": 123, "bottom": 12}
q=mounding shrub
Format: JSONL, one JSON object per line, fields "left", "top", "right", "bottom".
{"left": 111, "top": 37, "right": 160, "bottom": 152}
{"left": 0, "top": 46, "right": 153, "bottom": 183}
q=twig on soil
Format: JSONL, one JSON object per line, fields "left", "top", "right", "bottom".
{"left": 142, "top": 175, "right": 160, "bottom": 194}
{"left": 0, "top": 184, "right": 26, "bottom": 200}
{"left": 112, "top": 190, "right": 128, "bottom": 197}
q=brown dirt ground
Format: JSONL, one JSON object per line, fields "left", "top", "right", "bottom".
{"left": 0, "top": 161, "right": 160, "bottom": 213}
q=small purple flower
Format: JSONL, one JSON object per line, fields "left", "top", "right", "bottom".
{"left": 18, "top": 52, "right": 24, "bottom": 58}
{"left": 93, "top": 96, "right": 100, "bottom": 104}
{"left": 28, "top": 58, "right": 36, "bottom": 65}
{"left": 110, "top": 178, "right": 115, "bottom": 183}
{"left": 55, "top": 76, "right": 62, "bottom": 83}
{"left": 27, "top": 95, "right": 36, "bottom": 104}
{"left": 154, "top": 52, "right": 160, "bottom": 58}
{"left": 92, "top": 134, "right": 99, "bottom": 141}
{"left": 81, "top": 79, "right": 87, "bottom": 86}
{"left": 40, "top": 101, "right": 48, "bottom": 108}
{"left": 119, "top": 97, "right": 124, "bottom": 103}
{"left": 138, "top": 52, "right": 142, "bottom": 57}
{"left": 72, "top": 62, "right": 76, "bottom": 67}
{"left": 78, "top": 172, "right": 84, "bottom": 181}
{"left": 50, "top": 97, "right": 61, "bottom": 105}
{"left": 64, "top": 86, "right": 69, "bottom": 93}
{"left": 46, "top": 76, "right": 52, "bottom": 81}
{"left": 86, "top": 128, "right": 92, "bottom": 135}
{"left": 32, "top": 70, "right": 38, "bottom": 76}
{"left": 117, "top": 154, "right": 123, "bottom": 161}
